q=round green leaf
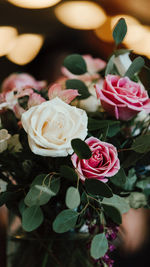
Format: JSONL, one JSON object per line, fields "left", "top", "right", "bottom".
{"left": 60, "top": 165, "right": 78, "bottom": 181}
{"left": 65, "top": 187, "right": 80, "bottom": 209}
{"left": 71, "top": 138, "right": 92, "bottom": 159}
{"left": 53, "top": 209, "right": 78, "bottom": 233}
{"left": 66, "top": 79, "right": 90, "bottom": 100}
{"left": 90, "top": 233, "right": 108, "bottom": 259}
{"left": 22, "top": 206, "right": 44, "bottom": 232}
{"left": 102, "top": 204, "right": 122, "bottom": 224}
{"left": 63, "top": 54, "right": 87, "bottom": 75}
{"left": 131, "top": 135, "right": 150, "bottom": 153}
{"left": 102, "top": 194, "right": 130, "bottom": 214}
{"left": 85, "top": 179, "right": 113, "bottom": 198}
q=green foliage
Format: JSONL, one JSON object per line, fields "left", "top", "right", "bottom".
{"left": 65, "top": 187, "right": 80, "bottom": 209}
{"left": 60, "top": 165, "right": 78, "bottom": 181}
{"left": 112, "top": 18, "right": 127, "bottom": 45}
{"left": 66, "top": 79, "right": 90, "bottom": 99}
{"left": 52, "top": 209, "right": 79, "bottom": 233}
{"left": 102, "top": 194, "right": 130, "bottom": 214}
{"left": 24, "top": 174, "right": 60, "bottom": 207}
{"left": 85, "top": 179, "right": 113, "bottom": 198}
{"left": 125, "top": 56, "right": 145, "bottom": 79}
{"left": 71, "top": 138, "right": 92, "bottom": 159}
{"left": 122, "top": 168, "right": 137, "bottom": 191}
{"left": 131, "top": 134, "right": 150, "bottom": 153}
{"left": 22, "top": 206, "right": 44, "bottom": 232}
{"left": 105, "top": 55, "right": 115, "bottom": 76}
{"left": 126, "top": 192, "right": 147, "bottom": 209}
{"left": 63, "top": 54, "right": 87, "bottom": 75}
{"left": 102, "top": 204, "right": 122, "bottom": 224}
{"left": 88, "top": 118, "right": 120, "bottom": 132}
{"left": 90, "top": 233, "right": 108, "bottom": 259}
{"left": 114, "top": 49, "right": 132, "bottom": 57}
{"left": 136, "top": 177, "right": 150, "bottom": 190}
{"left": 110, "top": 168, "right": 127, "bottom": 188}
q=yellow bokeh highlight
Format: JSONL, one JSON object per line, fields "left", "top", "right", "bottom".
{"left": 0, "top": 26, "right": 18, "bottom": 56}
{"left": 7, "top": 34, "right": 44, "bottom": 65}
{"left": 7, "top": 0, "right": 61, "bottom": 9}
{"left": 55, "top": 1, "right": 107, "bottom": 30}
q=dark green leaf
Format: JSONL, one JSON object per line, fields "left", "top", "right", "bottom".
{"left": 102, "top": 194, "right": 130, "bottom": 214}
{"left": 90, "top": 233, "right": 108, "bottom": 259}
{"left": 22, "top": 206, "right": 44, "bottom": 232}
{"left": 131, "top": 134, "right": 150, "bottom": 153}
{"left": 71, "top": 138, "right": 92, "bottom": 159}
{"left": 88, "top": 118, "right": 120, "bottom": 131}
{"left": 105, "top": 55, "right": 115, "bottom": 76}
{"left": 110, "top": 168, "right": 127, "bottom": 187}
{"left": 63, "top": 54, "right": 87, "bottom": 75}
{"left": 112, "top": 18, "right": 127, "bottom": 45}
{"left": 66, "top": 79, "right": 90, "bottom": 100}
{"left": 107, "top": 123, "right": 120, "bottom": 137}
{"left": 52, "top": 209, "right": 78, "bottom": 233}
{"left": 65, "top": 187, "right": 80, "bottom": 209}
{"left": 102, "top": 204, "right": 122, "bottom": 224}
{"left": 19, "top": 199, "right": 27, "bottom": 215}
{"left": 60, "top": 165, "right": 78, "bottom": 181}
{"left": 125, "top": 56, "right": 145, "bottom": 79}
{"left": 122, "top": 151, "right": 144, "bottom": 168}
{"left": 85, "top": 179, "right": 113, "bottom": 198}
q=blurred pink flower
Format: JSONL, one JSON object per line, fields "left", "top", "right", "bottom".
{"left": 1, "top": 73, "right": 46, "bottom": 93}
{"left": 28, "top": 93, "right": 45, "bottom": 108}
{"left": 61, "top": 54, "right": 106, "bottom": 82}
{"left": 48, "top": 83, "right": 79, "bottom": 104}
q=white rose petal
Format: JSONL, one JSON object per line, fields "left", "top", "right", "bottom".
{"left": 113, "top": 53, "right": 132, "bottom": 76}
{"left": 21, "top": 97, "right": 88, "bottom": 157}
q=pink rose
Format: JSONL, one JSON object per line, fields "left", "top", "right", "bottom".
{"left": 96, "top": 75, "right": 150, "bottom": 121}
{"left": 71, "top": 137, "right": 120, "bottom": 183}
{"left": 1, "top": 73, "right": 46, "bottom": 93}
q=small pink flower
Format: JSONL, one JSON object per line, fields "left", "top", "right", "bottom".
{"left": 96, "top": 75, "right": 150, "bottom": 121}
{"left": 48, "top": 83, "right": 79, "bottom": 104}
{"left": 61, "top": 55, "right": 106, "bottom": 82}
{"left": 1, "top": 73, "right": 46, "bottom": 93}
{"left": 71, "top": 137, "right": 120, "bottom": 183}
{"left": 28, "top": 93, "right": 45, "bottom": 108}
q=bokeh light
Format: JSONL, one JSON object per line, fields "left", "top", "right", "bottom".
{"left": 55, "top": 1, "right": 107, "bottom": 30}
{"left": 7, "top": 0, "right": 61, "bottom": 9}
{"left": 7, "top": 34, "right": 44, "bottom": 65}
{"left": 0, "top": 26, "right": 18, "bottom": 56}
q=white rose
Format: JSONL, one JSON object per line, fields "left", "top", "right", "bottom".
{"left": 113, "top": 52, "right": 132, "bottom": 76}
{"left": 0, "top": 129, "right": 11, "bottom": 153}
{"left": 21, "top": 97, "right": 88, "bottom": 157}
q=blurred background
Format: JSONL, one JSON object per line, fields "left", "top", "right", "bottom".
{"left": 0, "top": 0, "right": 150, "bottom": 266}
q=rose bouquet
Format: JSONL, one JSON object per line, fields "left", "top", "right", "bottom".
{"left": 0, "top": 19, "right": 150, "bottom": 267}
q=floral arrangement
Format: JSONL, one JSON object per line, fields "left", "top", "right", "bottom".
{"left": 0, "top": 19, "right": 150, "bottom": 267}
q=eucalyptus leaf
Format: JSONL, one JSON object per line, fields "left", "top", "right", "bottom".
{"left": 122, "top": 168, "right": 137, "bottom": 191}
{"left": 60, "top": 165, "right": 78, "bottom": 181}
{"left": 136, "top": 177, "right": 150, "bottom": 190}
{"left": 65, "top": 187, "right": 80, "bottom": 209}
{"left": 126, "top": 192, "right": 147, "bottom": 209}
{"left": 102, "top": 204, "right": 122, "bottom": 224}
{"left": 66, "top": 79, "right": 90, "bottom": 100}
{"left": 22, "top": 206, "right": 44, "bottom": 232}
{"left": 105, "top": 55, "right": 115, "bottom": 76}
{"left": 125, "top": 56, "right": 145, "bottom": 79}
{"left": 71, "top": 138, "right": 92, "bottom": 159}
{"left": 63, "top": 54, "right": 87, "bottom": 75}
{"left": 110, "top": 168, "right": 127, "bottom": 188}
{"left": 90, "top": 233, "right": 108, "bottom": 259}
{"left": 85, "top": 179, "right": 113, "bottom": 198}
{"left": 131, "top": 134, "right": 150, "bottom": 153}
{"left": 52, "top": 209, "right": 79, "bottom": 233}
{"left": 112, "top": 18, "right": 127, "bottom": 45}
{"left": 102, "top": 194, "right": 130, "bottom": 214}
{"left": 88, "top": 118, "right": 120, "bottom": 131}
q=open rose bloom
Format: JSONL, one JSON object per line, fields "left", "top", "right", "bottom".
{"left": 96, "top": 75, "right": 150, "bottom": 121}
{"left": 71, "top": 137, "right": 120, "bottom": 182}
